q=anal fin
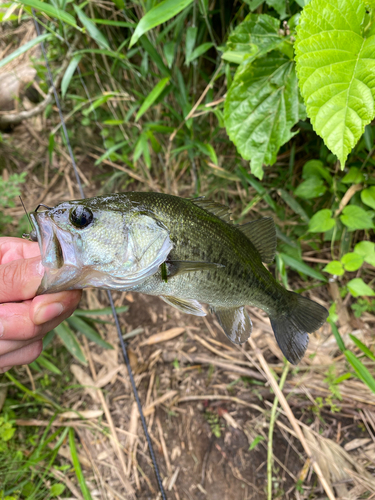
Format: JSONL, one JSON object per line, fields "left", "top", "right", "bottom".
{"left": 161, "top": 295, "right": 207, "bottom": 317}
{"left": 214, "top": 306, "right": 252, "bottom": 345}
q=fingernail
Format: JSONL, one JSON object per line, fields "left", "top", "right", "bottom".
{"left": 0, "top": 366, "right": 11, "bottom": 374}
{"left": 0, "top": 321, "right": 3, "bottom": 338}
{"left": 34, "top": 302, "right": 64, "bottom": 325}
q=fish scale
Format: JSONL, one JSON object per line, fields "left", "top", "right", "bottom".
{"left": 28, "top": 191, "right": 328, "bottom": 364}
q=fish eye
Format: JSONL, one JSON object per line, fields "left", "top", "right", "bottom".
{"left": 69, "top": 206, "right": 94, "bottom": 229}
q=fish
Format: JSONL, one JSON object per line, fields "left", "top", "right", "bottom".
{"left": 27, "top": 192, "right": 328, "bottom": 364}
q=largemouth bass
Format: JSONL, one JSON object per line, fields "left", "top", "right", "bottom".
{"left": 27, "top": 192, "right": 328, "bottom": 364}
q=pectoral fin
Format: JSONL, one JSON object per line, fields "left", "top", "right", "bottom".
{"left": 166, "top": 260, "right": 224, "bottom": 278}
{"left": 214, "top": 306, "right": 252, "bottom": 345}
{"left": 161, "top": 295, "right": 207, "bottom": 316}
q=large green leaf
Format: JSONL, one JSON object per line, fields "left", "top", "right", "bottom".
{"left": 361, "top": 186, "right": 375, "bottom": 209}
{"left": 308, "top": 209, "right": 336, "bottom": 232}
{"left": 347, "top": 278, "right": 375, "bottom": 297}
{"left": 340, "top": 205, "right": 374, "bottom": 231}
{"left": 129, "top": 0, "right": 194, "bottom": 47}
{"left": 295, "top": 0, "right": 375, "bottom": 167}
{"left": 222, "top": 14, "right": 284, "bottom": 65}
{"left": 224, "top": 53, "right": 305, "bottom": 179}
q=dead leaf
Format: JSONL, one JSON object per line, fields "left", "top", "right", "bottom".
{"left": 71, "top": 365, "right": 100, "bottom": 403}
{"left": 95, "top": 366, "right": 122, "bottom": 388}
{"left": 58, "top": 410, "right": 103, "bottom": 420}
{"left": 139, "top": 327, "right": 185, "bottom": 346}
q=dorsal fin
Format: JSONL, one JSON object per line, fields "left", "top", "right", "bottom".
{"left": 191, "top": 197, "right": 233, "bottom": 223}
{"left": 239, "top": 217, "right": 276, "bottom": 264}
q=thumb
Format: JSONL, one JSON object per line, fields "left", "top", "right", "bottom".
{"left": 0, "top": 256, "right": 44, "bottom": 303}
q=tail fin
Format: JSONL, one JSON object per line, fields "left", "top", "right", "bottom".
{"left": 270, "top": 292, "right": 328, "bottom": 365}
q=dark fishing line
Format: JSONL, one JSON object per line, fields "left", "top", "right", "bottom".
{"left": 19, "top": 196, "right": 33, "bottom": 228}
{"left": 31, "top": 12, "right": 167, "bottom": 500}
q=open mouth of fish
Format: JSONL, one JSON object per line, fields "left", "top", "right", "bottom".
{"left": 30, "top": 211, "right": 85, "bottom": 295}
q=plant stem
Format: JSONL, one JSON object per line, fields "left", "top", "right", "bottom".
{"left": 267, "top": 362, "right": 289, "bottom": 500}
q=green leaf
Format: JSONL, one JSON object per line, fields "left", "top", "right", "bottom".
{"left": 17, "top": 0, "right": 77, "bottom": 27}
{"left": 340, "top": 205, "right": 374, "bottom": 231}
{"left": 163, "top": 41, "right": 175, "bottom": 68}
{"left": 361, "top": 186, "right": 375, "bottom": 210}
{"left": 347, "top": 278, "right": 375, "bottom": 297}
{"left": 194, "top": 141, "right": 218, "bottom": 165}
{"left": 74, "top": 6, "right": 110, "bottom": 49}
{"left": 344, "top": 350, "right": 375, "bottom": 393}
{"left": 302, "top": 159, "right": 332, "bottom": 184}
{"left": 341, "top": 252, "right": 364, "bottom": 271}
{"left": 186, "top": 42, "right": 213, "bottom": 64}
{"left": 309, "top": 209, "right": 336, "bottom": 232}
{"left": 37, "top": 355, "right": 62, "bottom": 375}
{"left": 69, "top": 428, "right": 93, "bottom": 500}
{"left": 224, "top": 53, "right": 305, "bottom": 179}
{"left": 342, "top": 167, "right": 365, "bottom": 184}
{"left": 354, "top": 241, "right": 375, "bottom": 266}
{"left": 50, "top": 484, "right": 65, "bottom": 497}
{"left": 279, "top": 253, "right": 327, "bottom": 281}
{"left": 278, "top": 188, "right": 309, "bottom": 222}
{"left": 74, "top": 306, "right": 128, "bottom": 316}
{"left": 294, "top": 177, "right": 326, "bottom": 199}
{"left": 61, "top": 55, "right": 82, "bottom": 98}
{"left": 266, "top": 0, "right": 286, "bottom": 18}
{"left": 136, "top": 77, "right": 170, "bottom": 121}
{"left": 94, "top": 140, "right": 127, "bottom": 165}
{"left": 249, "top": 435, "right": 265, "bottom": 450}
{"left": 222, "top": 14, "right": 283, "bottom": 65}
{"left": 349, "top": 334, "right": 375, "bottom": 361}
{"left": 54, "top": 323, "right": 87, "bottom": 365}
{"left": 295, "top": 0, "right": 375, "bottom": 167}
{"left": 323, "top": 260, "right": 344, "bottom": 276}
{"left": 329, "top": 320, "right": 345, "bottom": 352}
{"left": 185, "top": 26, "right": 197, "bottom": 63}
{"left": 0, "top": 34, "right": 50, "bottom": 70}
{"left": 129, "top": 0, "right": 194, "bottom": 47}
{"left": 67, "top": 316, "right": 113, "bottom": 350}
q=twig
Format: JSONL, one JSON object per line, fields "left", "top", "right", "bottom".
{"left": 267, "top": 362, "right": 289, "bottom": 500}
{"left": 248, "top": 337, "right": 336, "bottom": 500}
{"left": 334, "top": 183, "right": 363, "bottom": 217}
{"left": 0, "top": 36, "right": 79, "bottom": 125}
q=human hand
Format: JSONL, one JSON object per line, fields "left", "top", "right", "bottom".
{"left": 0, "top": 237, "right": 82, "bottom": 373}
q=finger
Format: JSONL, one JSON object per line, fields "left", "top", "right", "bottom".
{"left": 0, "top": 256, "right": 44, "bottom": 303}
{"left": 0, "top": 340, "right": 43, "bottom": 369}
{"left": 0, "top": 238, "right": 40, "bottom": 264}
{"left": 0, "top": 338, "right": 38, "bottom": 357}
{"left": 0, "top": 290, "right": 81, "bottom": 340}
{"left": 31, "top": 290, "right": 82, "bottom": 326}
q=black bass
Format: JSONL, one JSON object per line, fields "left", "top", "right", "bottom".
{"left": 27, "top": 192, "right": 328, "bottom": 364}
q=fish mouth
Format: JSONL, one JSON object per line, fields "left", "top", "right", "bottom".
{"left": 30, "top": 212, "right": 80, "bottom": 295}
